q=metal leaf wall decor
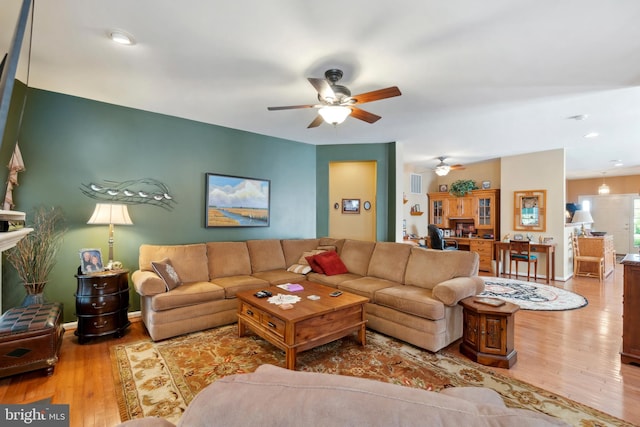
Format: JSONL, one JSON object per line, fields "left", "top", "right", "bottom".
{"left": 80, "top": 178, "right": 176, "bottom": 210}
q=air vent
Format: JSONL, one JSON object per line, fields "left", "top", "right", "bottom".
{"left": 410, "top": 174, "right": 422, "bottom": 194}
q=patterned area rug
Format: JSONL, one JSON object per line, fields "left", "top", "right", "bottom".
{"left": 110, "top": 325, "right": 630, "bottom": 426}
{"left": 480, "top": 277, "right": 588, "bottom": 311}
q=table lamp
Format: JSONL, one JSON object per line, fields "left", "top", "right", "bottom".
{"left": 87, "top": 203, "right": 133, "bottom": 269}
{"left": 571, "top": 209, "right": 593, "bottom": 236}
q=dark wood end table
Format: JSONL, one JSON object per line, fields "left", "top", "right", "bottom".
{"left": 459, "top": 296, "right": 519, "bottom": 369}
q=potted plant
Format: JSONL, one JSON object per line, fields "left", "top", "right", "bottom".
{"left": 6, "top": 206, "right": 66, "bottom": 306}
{"left": 449, "top": 179, "right": 478, "bottom": 197}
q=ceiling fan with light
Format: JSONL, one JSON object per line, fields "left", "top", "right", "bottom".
{"left": 434, "top": 157, "right": 465, "bottom": 176}
{"left": 267, "top": 69, "right": 401, "bottom": 128}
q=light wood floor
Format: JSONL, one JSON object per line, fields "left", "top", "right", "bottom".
{"left": 1, "top": 263, "right": 639, "bottom": 426}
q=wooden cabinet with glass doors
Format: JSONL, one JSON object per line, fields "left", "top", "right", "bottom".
{"left": 474, "top": 190, "right": 500, "bottom": 231}
{"left": 429, "top": 194, "right": 449, "bottom": 228}
{"left": 428, "top": 189, "right": 500, "bottom": 235}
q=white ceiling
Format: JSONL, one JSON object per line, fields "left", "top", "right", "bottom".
{"left": 3, "top": 0, "right": 640, "bottom": 179}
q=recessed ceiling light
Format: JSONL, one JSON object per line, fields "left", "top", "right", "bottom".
{"left": 611, "top": 160, "right": 624, "bottom": 167}
{"left": 108, "top": 30, "right": 135, "bottom": 45}
{"left": 584, "top": 132, "right": 599, "bottom": 138}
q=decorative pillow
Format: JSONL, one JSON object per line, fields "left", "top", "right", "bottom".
{"left": 151, "top": 258, "right": 182, "bottom": 291}
{"left": 287, "top": 264, "right": 312, "bottom": 274}
{"left": 305, "top": 255, "right": 326, "bottom": 274}
{"left": 297, "top": 249, "right": 326, "bottom": 265}
{"left": 313, "top": 251, "right": 348, "bottom": 276}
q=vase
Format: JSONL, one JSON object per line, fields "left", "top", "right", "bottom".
{"left": 22, "top": 282, "right": 48, "bottom": 307}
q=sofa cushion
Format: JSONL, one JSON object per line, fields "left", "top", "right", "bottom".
{"left": 149, "top": 281, "right": 225, "bottom": 312}
{"left": 338, "top": 276, "right": 396, "bottom": 300}
{"left": 306, "top": 272, "right": 361, "bottom": 288}
{"left": 367, "top": 242, "right": 412, "bottom": 283}
{"left": 252, "top": 270, "right": 306, "bottom": 285}
{"left": 318, "top": 237, "right": 345, "bottom": 253}
{"left": 139, "top": 244, "right": 209, "bottom": 283}
{"left": 207, "top": 241, "right": 253, "bottom": 278}
{"left": 151, "top": 258, "right": 182, "bottom": 291}
{"left": 374, "top": 285, "right": 445, "bottom": 321}
{"left": 339, "top": 239, "right": 376, "bottom": 276}
{"left": 404, "top": 247, "right": 480, "bottom": 289}
{"left": 313, "top": 251, "right": 348, "bottom": 276}
{"left": 170, "top": 364, "right": 568, "bottom": 427}
{"left": 247, "top": 240, "right": 286, "bottom": 272}
{"left": 281, "top": 239, "right": 320, "bottom": 267}
{"left": 210, "top": 275, "right": 269, "bottom": 298}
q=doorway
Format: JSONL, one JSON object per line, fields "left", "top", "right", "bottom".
{"left": 329, "top": 161, "right": 377, "bottom": 241}
{"left": 579, "top": 194, "right": 638, "bottom": 255}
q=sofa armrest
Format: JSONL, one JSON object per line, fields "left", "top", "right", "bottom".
{"left": 432, "top": 276, "right": 485, "bottom": 306}
{"left": 131, "top": 270, "right": 166, "bottom": 296}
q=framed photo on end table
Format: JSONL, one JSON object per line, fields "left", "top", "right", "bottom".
{"left": 79, "top": 248, "right": 104, "bottom": 274}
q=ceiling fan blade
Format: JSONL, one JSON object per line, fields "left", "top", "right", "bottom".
{"left": 308, "top": 77, "right": 336, "bottom": 101}
{"left": 307, "top": 115, "right": 324, "bottom": 128}
{"left": 267, "top": 104, "right": 317, "bottom": 111}
{"left": 350, "top": 107, "right": 381, "bottom": 124}
{"left": 450, "top": 164, "right": 465, "bottom": 170}
{"left": 351, "top": 86, "right": 401, "bottom": 104}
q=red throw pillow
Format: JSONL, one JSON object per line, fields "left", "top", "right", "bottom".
{"left": 305, "top": 255, "right": 325, "bottom": 274}
{"left": 313, "top": 251, "right": 348, "bottom": 276}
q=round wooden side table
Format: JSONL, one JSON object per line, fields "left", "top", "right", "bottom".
{"left": 459, "top": 296, "right": 520, "bottom": 369}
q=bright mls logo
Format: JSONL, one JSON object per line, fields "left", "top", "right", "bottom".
{"left": 1, "top": 404, "right": 69, "bottom": 426}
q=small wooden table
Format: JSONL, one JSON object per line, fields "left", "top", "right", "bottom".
{"left": 236, "top": 281, "right": 369, "bottom": 370}
{"left": 494, "top": 241, "right": 556, "bottom": 283}
{"left": 459, "top": 296, "right": 519, "bottom": 369}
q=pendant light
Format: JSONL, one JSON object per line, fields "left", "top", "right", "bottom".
{"left": 598, "top": 172, "right": 610, "bottom": 195}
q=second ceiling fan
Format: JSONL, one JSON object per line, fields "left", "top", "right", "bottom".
{"left": 267, "top": 69, "right": 401, "bottom": 128}
{"left": 434, "top": 157, "right": 465, "bottom": 176}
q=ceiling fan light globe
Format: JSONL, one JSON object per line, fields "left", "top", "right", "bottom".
{"left": 319, "top": 106, "right": 351, "bottom": 125}
{"left": 435, "top": 165, "right": 450, "bottom": 176}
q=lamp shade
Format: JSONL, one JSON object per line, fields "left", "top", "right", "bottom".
{"left": 571, "top": 209, "right": 593, "bottom": 224}
{"left": 318, "top": 106, "right": 351, "bottom": 125}
{"left": 87, "top": 203, "right": 133, "bottom": 225}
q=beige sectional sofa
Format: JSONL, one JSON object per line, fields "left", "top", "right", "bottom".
{"left": 132, "top": 237, "right": 484, "bottom": 351}
{"left": 117, "top": 364, "right": 568, "bottom": 427}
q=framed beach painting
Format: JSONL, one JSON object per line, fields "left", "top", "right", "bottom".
{"left": 205, "top": 173, "right": 270, "bottom": 227}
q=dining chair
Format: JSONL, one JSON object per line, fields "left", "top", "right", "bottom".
{"left": 571, "top": 234, "right": 605, "bottom": 282}
{"left": 509, "top": 240, "right": 538, "bottom": 281}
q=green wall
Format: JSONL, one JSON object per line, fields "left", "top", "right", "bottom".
{"left": 1, "top": 88, "right": 396, "bottom": 322}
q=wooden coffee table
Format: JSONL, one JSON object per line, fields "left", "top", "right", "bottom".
{"left": 236, "top": 280, "right": 369, "bottom": 370}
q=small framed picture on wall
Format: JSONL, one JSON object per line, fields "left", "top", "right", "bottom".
{"left": 342, "top": 199, "right": 360, "bottom": 214}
